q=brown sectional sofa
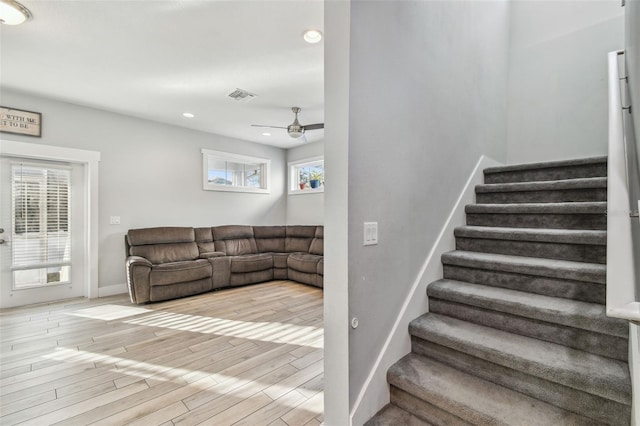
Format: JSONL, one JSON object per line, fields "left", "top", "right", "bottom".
{"left": 125, "top": 225, "right": 323, "bottom": 304}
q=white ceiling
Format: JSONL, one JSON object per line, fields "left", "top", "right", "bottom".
{"left": 0, "top": 0, "right": 324, "bottom": 149}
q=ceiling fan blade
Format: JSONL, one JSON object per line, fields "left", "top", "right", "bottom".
{"left": 303, "top": 123, "right": 324, "bottom": 131}
{"left": 251, "top": 125, "right": 288, "bottom": 129}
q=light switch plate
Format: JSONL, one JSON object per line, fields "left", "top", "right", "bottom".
{"left": 363, "top": 222, "right": 378, "bottom": 246}
{"left": 110, "top": 216, "right": 121, "bottom": 225}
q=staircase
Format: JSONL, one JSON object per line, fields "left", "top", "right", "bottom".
{"left": 366, "top": 156, "right": 632, "bottom": 425}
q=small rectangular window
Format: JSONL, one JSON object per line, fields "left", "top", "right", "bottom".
{"left": 289, "top": 156, "right": 324, "bottom": 194}
{"left": 202, "top": 149, "right": 270, "bottom": 193}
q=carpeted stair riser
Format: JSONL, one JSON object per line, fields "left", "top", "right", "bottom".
{"left": 390, "top": 387, "right": 468, "bottom": 426}
{"left": 483, "top": 157, "right": 607, "bottom": 184}
{"left": 453, "top": 226, "right": 607, "bottom": 263}
{"left": 466, "top": 212, "right": 606, "bottom": 230}
{"left": 428, "top": 298, "right": 627, "bottom": 361}
{"left": 475, "top": 177, "right": 607, "bottom": 203}
{"left": 409, "top": 314, "right": 631, "bottom": 405}
{"left": 442, "top": 265, "right": 606, "bottom": 304}
{"left": 363, "top": 402, "right": 434, "bottom": 426}
{"left": 465, "top": 202, "right": 607, "bottom": 230}
{"left": 387, "top": 354, "right": 601, "bottom": 426}
{"left": 427, "top": 280, "right": 628, "bottom": 338}
{"left": 441, "top": 251, "right": 606, "bottom": 284}
{"left": 455, "top": 237, "right": 606, "bottom": 264}
{"left": 476, "top": 188, "right": 607, "bottom": 204}
{"left": 410, "top": 338, "right": 630, "bottom": 425}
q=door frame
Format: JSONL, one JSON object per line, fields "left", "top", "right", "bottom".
{"left": 0, "top": 140, "right": 100, "bottom": 299}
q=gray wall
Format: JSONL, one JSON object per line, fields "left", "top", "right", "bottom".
{"left": 346, "top": 0, "right": 509, "bottom": 407}
{"left": 0, "top": 89, "right": 287, "bottom": 289}
{"left": 286, "top": 140, "right": 325, "bottom": 225}
{"left": 627, "top": 0, "right": 640, "bottom": 175}
{"left": 625, "top": 0, "right": 640, "bottom": 297}
{"left": 506, "top": 0, "right": 624, "bottom": 163}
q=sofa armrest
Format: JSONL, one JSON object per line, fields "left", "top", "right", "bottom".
{"left": 126, "top": 256, "right": 152, "bottom": 304}
{"left": 199, "top": 251, "right": 226, "bottom": 259}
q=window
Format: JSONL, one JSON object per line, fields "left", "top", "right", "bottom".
{"left": 11, "top": 163, "right": 71, "bottom": 289}
{"left": 202, "top": 149, "right": 270, "bottom": 193}
{"left": 289, "top": 156, "right": 324, "bottom": 194}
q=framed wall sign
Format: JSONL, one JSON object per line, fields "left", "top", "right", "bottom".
{"left": 1, "top": 106, "right": 42, "bottom": 137}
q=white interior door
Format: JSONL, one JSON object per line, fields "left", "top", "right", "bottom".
{"left": 0, "top": 156, "right": 86, "bottom": 308}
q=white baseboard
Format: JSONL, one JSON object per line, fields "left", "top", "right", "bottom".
{"left": 97, "top": 283, "right": 128, "bottom": 298}
{"left": 349, "top": 155, "right": 502, "bottom": 426}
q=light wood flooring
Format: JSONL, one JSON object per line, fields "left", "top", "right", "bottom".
{"left": 0, "top": 280, "right": 324, "bottom": 425}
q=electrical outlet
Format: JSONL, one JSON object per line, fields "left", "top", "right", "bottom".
{"left": 363, "top": 222, "right": 378, "bottom": 246}
{"left": 110, "top": 216, "right": 121, "bottom": 225}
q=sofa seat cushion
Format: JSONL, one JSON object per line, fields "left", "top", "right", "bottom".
{"left": 288, "top": 253, "right": 322, "bottom": 274}
{"left": 317, "top": 259, "right": 324, "bottom": 276}
{"left": 229, "top": 254, "right": 273, "bottom": 274}
{"left": 272, "top": 253, "right": 289, "bottom": 269}
{"left": 150, "top": 259, "right": 212, "bottom": 286}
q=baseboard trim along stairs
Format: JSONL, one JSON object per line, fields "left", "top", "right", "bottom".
{"left": 366, "top": 156, "right": 632, "bottom": 426}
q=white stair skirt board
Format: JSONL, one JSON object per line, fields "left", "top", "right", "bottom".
{"left": 349, "top": 155, "right": 502, "bottom": 426}
{"left": 630, "top": 323, "right": 640, "bottom": 425}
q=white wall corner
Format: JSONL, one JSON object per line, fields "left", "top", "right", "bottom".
{"left": 97, "top": 283, "right": 128, "bottom": 298}
{"left": 349, "top": 155, "right": 502, "bottom": 426}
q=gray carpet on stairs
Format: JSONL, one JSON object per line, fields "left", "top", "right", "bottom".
{"left": 366, "top": 156, "right": 631, "bottom": 426}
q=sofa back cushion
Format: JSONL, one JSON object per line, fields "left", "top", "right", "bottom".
{"left": 285, "top": 226, "right": 317, "bottom": 252}
{"left": 127, "top": 227, "right": 198, "bottom": 264}
{"left": 309, "top": 226, "right": 323, "bottom": 255}
{"left": 128, "top": 227, "right": 195, "bottom": 246}
{"left": 213, "top": 225, "right": 258, "bottom": 256}
{"left": 194, "top": 227, "right": 216, "bottom": 253}
{"left": 253, "top": 226, "right": 286, "bottom": 253}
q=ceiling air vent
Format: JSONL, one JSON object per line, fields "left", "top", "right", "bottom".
{"left": 227, "top": 88, "right": 257, "bottom": 102}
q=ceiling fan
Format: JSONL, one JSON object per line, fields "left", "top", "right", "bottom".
{"left": 252, "top": 107, "right": 324, "bottom": 141}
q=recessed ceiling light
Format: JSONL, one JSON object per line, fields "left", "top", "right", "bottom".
{"left": 183, "top": 112, "right": 195, "bottom": 118}
{"left": 303, "top": 29, "right": 323, "bottom": 44}
{"left": 0, "top": 0, "right": 32, "bottom": 25}
{"left": 262, "top": 132, "right": 271, "bottom": 136}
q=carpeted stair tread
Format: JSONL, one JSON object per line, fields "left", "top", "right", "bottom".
{"left": 483, "top": 157, "right": 607, "bottom": 184}
{"left": 427, "top": 279, "right": 628, "bottom": 338}
{"left": 483, "top": 156, "right": 607, "bottom": 174}
{"left": 364, "top": 404, "right": 433, "bottom": 426}
{"left": 409, "top": 313, "right": 631, "bottom": 405}
{"left": 454, "top": 226, "right": 606, "bottom": 245}
{"left": 466, "top": 202, "right": 607, "bottom": 214}
{"left": 410, "top": 338, "right": 630, "bottom": 424}
{"left": 441, "top": 250, "right": 606, "bottom": 284}
{"left": 388, "top": 353, "right": 601, "bottom": 425}
{"left": 476, "top": 177, "right": 607, "bottom": 193}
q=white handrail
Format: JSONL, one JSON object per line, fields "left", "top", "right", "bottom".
{"left": 606, "top": 50, "right": 640, "bottom": 324}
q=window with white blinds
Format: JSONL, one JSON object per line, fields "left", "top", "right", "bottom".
{"left": 11, "top": 164, "right": 72, "bottom": 289}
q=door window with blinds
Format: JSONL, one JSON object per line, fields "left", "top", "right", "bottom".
{"left": 11, "top": 163, "right": 71, "bottom": 289}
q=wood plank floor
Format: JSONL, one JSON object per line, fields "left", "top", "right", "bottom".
{"left": 0, "top": 280, "right": 324, "bottom": 425}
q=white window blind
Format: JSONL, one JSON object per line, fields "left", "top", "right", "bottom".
{"left": 11, "top": 164, "right": 71, "bottom": 288}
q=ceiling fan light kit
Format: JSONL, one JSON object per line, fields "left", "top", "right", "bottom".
{"left": 0, "top": 0, "right": 31, "bottom": 25}
{"left": 251, "top": 107, "right": 324, "bottom": 142}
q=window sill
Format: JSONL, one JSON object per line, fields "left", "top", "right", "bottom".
{"left": 288, "top": 187, "right": 324, "bottom": 195}
{"left": 203, "top": 185, "right": 270, "bottom": 194}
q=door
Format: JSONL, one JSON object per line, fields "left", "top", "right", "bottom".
{"left": 0, "top": 156, "right": 86, "bottom": 308}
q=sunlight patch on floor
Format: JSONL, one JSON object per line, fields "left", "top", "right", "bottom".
{"left": 42, "top": 346, "right": 323, "bottom": 410}
{"left": 124, "top": 312, "right": 324, "bottom": 348}
{"left": 66, "top": 304, "right": 153, "bottom": 321}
